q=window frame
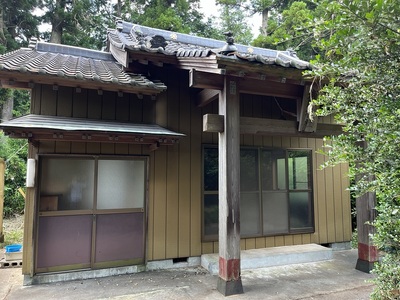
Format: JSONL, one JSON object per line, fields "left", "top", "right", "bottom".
{"left": 201, "top": 145, "right": 315, "bottom": 242}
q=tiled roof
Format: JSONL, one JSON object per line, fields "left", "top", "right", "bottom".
{"left": 0, "top": 39, "right": 167, "bottom": 94}
{"left": 107, "top": 20, "right": 311, "bottom": 70}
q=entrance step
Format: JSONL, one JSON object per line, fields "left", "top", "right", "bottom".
{"left": 201, "top": 243, "right": 332, "bottom": 275}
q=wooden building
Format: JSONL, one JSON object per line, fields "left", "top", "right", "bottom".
{"left": 0, "top": 21, "right": 351, "bottom": 291}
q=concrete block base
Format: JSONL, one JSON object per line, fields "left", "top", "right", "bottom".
{"left": 202, "top": 244, "right": 333, "bottom": 275}
{"left": 146, "top": 256, "right": 201, "bottom": 271}
{"left": 217, "top": 277, "right": 243, "bottom": 296}
{"left": 24, "top": 265, "right": 145, "bottom": 285}
{"left": 356, "top": 259, "right": 376, "bottom": 273}
{"left": 329, "top": 242, "right": 352, "bottom": 251}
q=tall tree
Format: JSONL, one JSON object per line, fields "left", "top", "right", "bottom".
{"left": 308, "top": 0, "right": 400, "bottom": 298}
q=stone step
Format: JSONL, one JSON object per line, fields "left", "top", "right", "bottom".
{"left": 201, "top": 243, "right": 332, "bottom": 275}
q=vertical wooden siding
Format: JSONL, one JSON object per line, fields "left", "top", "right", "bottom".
{"left": 26, "top": 76, "right": 352, "bottom": 268}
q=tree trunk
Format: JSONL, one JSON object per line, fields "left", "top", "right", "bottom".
{"left": 0, "top": 4, "right": 6, "bottom": 45}
{"left": 49, "top": 0, "right": 66, "bottom": 44}
{"left": 261, "top": 8, "right": 269, "bottom": 35}
{"left": 1, "top": 89, "right": 14, "bottom": 122}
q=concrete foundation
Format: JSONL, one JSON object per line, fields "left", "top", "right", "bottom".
{"left": 202, "top": 244, "right": 332, "bottom": 275}
{"left": 329, "top": 242, "right": 352, "bottom": 251}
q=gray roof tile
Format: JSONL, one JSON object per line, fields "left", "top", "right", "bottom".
{"left": 0, "top": 41, "right": 167, "bottom": 93}
{"left": 107, "top": 21, "right": 311, "bottom": 70}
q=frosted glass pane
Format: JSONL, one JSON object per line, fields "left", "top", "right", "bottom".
{"left": 289, "top": 192, "right": 312, "bottom": 229}
{"left": 204, "top": 194, "right": 218, "bottom": 236}
{"left": 263, "top": 191, "right": 289, "bottom": 234}
{"left": 97, "top": 159, "right": 145, "bottom": 209}
{"left": 240, "top": 192, "right": 260, "bottom": 236}
{"left": 40, "top": 158, "right": 94, "bottom": 210}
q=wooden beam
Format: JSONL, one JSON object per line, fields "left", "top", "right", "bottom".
{"left": 0, "top": 80, "right": 30, "bottom": 90}
{"left": 190, "top": 69, "right": 303, "bottom": 99}
{"left": 204, "top": 114, "right": 342, "bottom": 137}
{"left": 196, "top": 89, "right": 219, "bottom": 107}
{"left": 189, "top": 69, "right": 224, "bottom": 90}
{"left": 217, "top": 77, "right": 243, "bottom": 296}
{"left": 203, "top": 114, "right": 224, "bottom": 132}
{"left": 0, "top": 159, "right": 4, "bottom": 243}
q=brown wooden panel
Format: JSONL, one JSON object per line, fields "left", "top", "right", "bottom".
{"left": 31, "top": 85, "right": 42, "bottom": 114}
{"left": 102, "top": 91, "right": 116, "bottom": 120}
{"left": 333, "top": 164, "right": 344, "bottom": 242}
{"left": 147, "top": 153, "right": 155, "bottom": 260}
{"left": 57, "top": 86, "right": 73, "bottom": 117}
{"left": 293, "top": 234, "right": 302, "bottom": 245}
{"left": 130, "top": 94, "right": 143, "bottom": 123}
{"left": 100, "top": 143, "right": 115, "bottom": 154}
{"left": 315, "top": 139, "right": 328, "bottom": 243}
{"left": 308, "top": 138, "right": 320, "bottom": 244}
{"left": 265, "top": 236, "right": 274, "bottom": 247}
{"left": 70, "top": 142, "right": 86, "bottom": 154}
{"left": 152, "top": 147, "right": 167, "bottom": 259}
{"left": 143, "top": 96, "right": 155, "bottom": 123}
{"left": 86, "top": 142, "right": 100, "bottom": 154}
{"left": 129, "top": 144, "right": 142, "bottom": 155}
{"left": 284, "top": 235, "right": 293, "bottom": 246}
{"left": 40, "top": 85, "right": 57, "bottom": 116}
{"left": 201, "top": 242, "right": 214, "bottom": 254}
{"left": 245, "top": 238, "right": 256, "bottom": 250}
{"left": 87, "top": 89, "right": 102, "bottom": 119}
{"left": 324, "top": 143, "right": 336, "bottom": 243}
{"left": 115, "top": 144, "right": 129, "bottom": 155}
{"left": 255, "top": 237, "right": 265, "bottom": 249}
{"left": 341, "top": 163, "right": 352, "bottom": 241}
{"left": 115, "top": 94, "right": 130, "bottom": 121}
{"left": 72, "top": 88, "right": 88, "bottom": 118}
{"left": 55, "top": 141, "right": 71, "bottom": 154}
{"left": 274, "top": 236, "right": 284, "bottom": 246}
{"left": 38, "top": 141, "right": 55, "bottom": 154}
{"left": 165, "top": 84, "right": 179, "bottom": 259}
{"left": 190, "top": 91, "right": 203, "bottom": 256}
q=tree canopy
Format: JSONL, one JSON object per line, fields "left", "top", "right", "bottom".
{"left": 308, "top": 0, "right": 400, "bottom": 297}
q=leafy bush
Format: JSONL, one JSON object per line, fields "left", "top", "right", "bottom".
{"left": 0, "top": 133, "right": 27, "bottom": 217}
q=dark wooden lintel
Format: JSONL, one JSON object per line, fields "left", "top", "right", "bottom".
{"left": 203, "top": 114, "right": 342, "bottom": 137}
{"left": 190, "top": 69, "right": 303, "bottom": 99}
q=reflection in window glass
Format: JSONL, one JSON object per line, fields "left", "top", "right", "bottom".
{"left": 240, "top": 149, "right": 258, "bottom": 191}
{"left": 40, "top": 158, "right": 95, "bottom": 210}
{"left": 288, "top": 151, "right": 311, "bottom": 190}
{"left": 261, "top": 150, "right": 286, "bottom": 191}
{"left": 204, "top": 148, "right": 218, "bottom": 191}
{"left": 97, "top": 159, "right": 145, "bottom": 209}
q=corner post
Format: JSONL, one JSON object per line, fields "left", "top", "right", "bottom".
{"left": 217, "top": 76, "right": 243, "bottom": 296}
{"left": 355, "top": 190, "right": 378, "bottom": 272}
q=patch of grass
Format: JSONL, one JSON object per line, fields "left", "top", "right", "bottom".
{"left": 0, "top": 214, "right": 24, "bottom": 249}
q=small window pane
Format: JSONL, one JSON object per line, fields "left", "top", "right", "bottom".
{"left": 204, "top": 194, "right": 219, "bottom": 236}
{"left": 288, "top": 150, "right": 311, "bottom": 190}
{"left": 240, "top": 149, "right": 258, "bottom": 191}
{"left": 261, "top": 150, "right": 286, "bottom": 191}
{"left": 289, "top": 192, "right": 312, "bottom": 229}
{"left": 240, "top": 192, "right": 261, "bottom": 236}
{"left": 204, "top": 148, "right": 218, "bottom": 191}
{"left": 97, "top": 159, "right": 145, "bottom": 209}
{"left": 40, "top": 158, "right": 95, "bottom": 210}
{"left": 263, "top": 191, "right": 289, "bottom": 234}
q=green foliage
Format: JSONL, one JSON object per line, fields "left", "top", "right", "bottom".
{"left": 0, "top": 133, "right": 27, "bottom": 217}
{"left": 253, "top": 1, "right": 317, "bottom": 59}
{"left": 308, "top": 0, "right": 400, "bottom": 297}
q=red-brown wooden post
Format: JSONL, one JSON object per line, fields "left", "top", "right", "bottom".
{"left": 356, "top": 190, "right": 378, "bottom": 272}
{"left": 217, "top": 76, "right": 243, "bottom": 296}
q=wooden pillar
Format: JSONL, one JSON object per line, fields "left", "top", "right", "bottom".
{"left": 355, "top": 190, "right": 378, "bottom": 272}
{"left": 217, "top": 77, "right": 243, "bottom": 296}
{"left": 0, "top": 159, "right": 5, "bottom": 243}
